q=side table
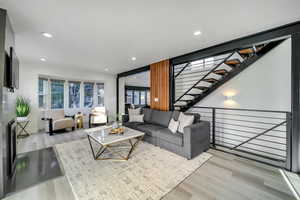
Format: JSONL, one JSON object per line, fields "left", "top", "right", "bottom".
{"left": 16, "top": 119, "right": 30, "bottom": 138}
{"left": 75, "top": 114, "right": 84, "bottom": 129}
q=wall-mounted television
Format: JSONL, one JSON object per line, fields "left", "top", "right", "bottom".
{"left": 4, "top": 47, "right": 19, "bottom": 91}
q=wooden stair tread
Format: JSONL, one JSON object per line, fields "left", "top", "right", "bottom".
{"left": 239, "top": 46, "right": 264, "bottom": 55}
{"left": 187, "top": 93, "right": 200, "bottom": 96}
{"left": 194, "top": 86, "right": 209, "bottom": 90}
{"left": 239, "top": 48, "right": 255, "bottom": 54}
{"left": 225, "top": 59, "right": 241, "bottom": 65}
{"left": 214, "top": 69, "right": 228, "bottom": 75}
{"left": 178, "top": 99, "right": 192, "bottom": 102}
{"left": 203, "top": 78, "right": 218, "bottom": 83}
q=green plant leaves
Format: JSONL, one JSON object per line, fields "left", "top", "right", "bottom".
{"left": 16, "top": 97, "right": 31, "bottom": 117}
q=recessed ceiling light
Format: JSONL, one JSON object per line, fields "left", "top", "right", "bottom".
{"left": 131, "top": 57, "right": 137, "bottom": 61}
{"left": 40, "top": 58, "right": 46, "bottom": 62}
{"left": 104, "top": 68, "right": 109, "bottom": 71}
{"left": 193, "top": 30, "right": 202, "bottom": 36}
{"left": 42, "top": 32, "right": 53, "bottom": 38}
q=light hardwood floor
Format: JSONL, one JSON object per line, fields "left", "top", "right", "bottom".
{"left": 5, "top": 130, "right": 295, "bottom": 200}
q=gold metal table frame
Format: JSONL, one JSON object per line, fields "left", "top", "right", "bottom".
{"left": 87, "top": 135, "right": 144, "bottom": 161}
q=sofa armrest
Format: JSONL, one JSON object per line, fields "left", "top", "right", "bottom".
{"left": 41, "top": 117, "right": 52, "bottom": 121}
{"left": 183, "top": 121, "right": 210, "bottom": 159}
{"left": 122, "top": 114, "right": 129, "bottom": 123}
{"left": 41, "top": 118, "right": 54, "bottom": 135}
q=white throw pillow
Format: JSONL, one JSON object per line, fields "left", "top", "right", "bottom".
{"left": 129, "top": 114, "right": 144, "bottom": 123}
{"left": 168, "top": 118, "right": 179, "bottom": 134}
{"left": 128, "top": 108, "right": 141, "bottom": 121}
{"left": 178, "top": 112, "right": 194, "bottom": 133}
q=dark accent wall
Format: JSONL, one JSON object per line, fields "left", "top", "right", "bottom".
{"left": 0, "top": 9, "right": 17, "bottom": 198}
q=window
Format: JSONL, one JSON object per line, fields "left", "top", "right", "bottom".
{"left": 69, "top": 81, "right": 80, "bottom": 108}
{"left": 96, "top": 83, "right": 104, "bottom": 106}
{"left": 51, "top": 80, "right": 64, "bottom": 109}
{"left": 84, "top": 82, "right": 94, "bottom": 108}
{"left": 126, "top": 90, "right": 133, "bottom": 104}
{"left": 125, "top": 87, "right": 150, "bottom": 106}
{"left": 38, "top": 78, "right": 48, "bottom": 108}
{"left": 134, "top": 91, "right": 140, "bottom": 105}
{"left": 140, "top": 91, "right": 146, "bottom": 105}
{"left": 147, "top": 91, "right": 151, "bottom": 106}
{"left": 39, "top": 77, "right": 104, "bottom": 110}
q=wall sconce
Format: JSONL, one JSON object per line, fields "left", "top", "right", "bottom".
{"left": 154, "top": 98, "right": 159, "bottom": 102}
{"left": 223, "top": 90, "right": 237, "bottom": 107}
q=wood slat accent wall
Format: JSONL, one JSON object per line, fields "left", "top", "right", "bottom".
{"left": 150, "top": 60, "right": 170, "bottom": 111}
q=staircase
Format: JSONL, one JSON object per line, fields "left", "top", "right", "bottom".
{"left": 173, "top": 39, "right": 285, "bottom": 111}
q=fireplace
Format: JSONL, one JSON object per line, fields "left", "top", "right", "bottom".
{"left": 7, "top": 119, "right": 17, "bottom": 177}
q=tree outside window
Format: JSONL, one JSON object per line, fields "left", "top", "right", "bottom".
{"left": 69, "top": 81, "right": 80, "bottom": 108}
{"left": 51, "top": 80, "right": 64, "bottom": 109}
{"left": 84, "top": 82, "right": 94, "bottom": 108}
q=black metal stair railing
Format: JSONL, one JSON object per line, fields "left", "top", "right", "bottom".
{"left": 175, "top": 52, "right": 235, "bottom": 103}
{"left": 188, "top": 106, "right": 292, "bottom": 169}
{"left": 173, "top": 39, "right": 286, "bottom": 112}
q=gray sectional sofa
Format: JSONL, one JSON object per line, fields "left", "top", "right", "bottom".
{"left": 122, "top": 108, "right": 210, "bottom": 159}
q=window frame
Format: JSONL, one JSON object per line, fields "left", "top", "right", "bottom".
{"left": 96, "top": 83, "right": 105, "bottom": 106}
{"left": 38, "top": 78, "right": 48, "bottom": 109}
{"left": 38, "top": 77, "right": 105, "bottom": 110}
{"left": 50, "top": 79, "right": 65, "bottom": 109}
{"left": 68, "top": 81, "right": 81, "bottom": 108}
{"left": 84, "top": 82, "right": 94, "bottom": 108}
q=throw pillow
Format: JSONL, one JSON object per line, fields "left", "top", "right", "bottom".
{"left": 168, "top": 118, "right": 179, "bottom": 134}
{"left": 178, "top": 112, "right": 194, "bottom": 133}
{"left": 128, "top": 108, "right": 141, "bottom": 121}
{"left": 129, "top": 114, "right": 144, "bottom": 123}
{"left": 142, "top": 108, "right": 152, "bottom": 122}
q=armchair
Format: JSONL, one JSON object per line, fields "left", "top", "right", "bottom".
{"left": 89, "top": 107, "right": 108, "bottom": 128}
{"left": 42, "top": 110, "right": 75, "bottom": 136}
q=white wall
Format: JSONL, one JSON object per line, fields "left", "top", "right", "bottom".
{"left": 189, "top": 38, "right": 291, "bottom": 162}
{"left": 195, "top": 38, "right": 291, "bottom": 111}
{"left": 18, "top": 63, "right": 116, "bottom": 133}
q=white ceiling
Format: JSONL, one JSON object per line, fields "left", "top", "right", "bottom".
{"left": 1, "top": 0, "right": 300, "bottom": 74}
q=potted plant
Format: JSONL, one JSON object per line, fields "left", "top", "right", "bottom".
{"left": 16, "top": 97, "right": 31, "bottom": 121}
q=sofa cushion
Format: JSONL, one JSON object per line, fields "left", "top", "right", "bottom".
{"left": 129, "top": 114, "right": 144, "bottom": 123}
{"left": 128, "top": 108, "right": 141, "bottom": 121}
{"left": 135, "top": 123, "right": 165, "bottom": 136}
{"left": 142, "top": 108, "right": 152, "bottom": 123}
{"left": 168, "top": 118, "right": 179, "bottom": 133}
{"left": 172, "top": 110, "right": 181, "bottom": 121}
{"left": 185, "top": 113, "right": 201, "bottom": 123}
{"left": 156, "top": 128, "right": 183, "bottom": 146}
{"left": 123, "top": 122, "right": 145, "bottom": 130}
{"left": 178, "top": 112, "right": 194, "bottom": 133}
{"left": 173, "top": 111, "right": 201, "bottom": 123}
{"left": 149, "top": 110, "right": 173, "bottom": 127}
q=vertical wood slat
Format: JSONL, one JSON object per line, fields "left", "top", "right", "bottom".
{"left": 150, "top": 60, "right": 169, "bottom": 111}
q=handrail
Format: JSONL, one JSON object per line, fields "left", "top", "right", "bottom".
{"left": 175, "top": 62, "right": 190, "bottom": 78}
{"left": 185, "top": 106, "right": 291, "bottom": 167}
{"left": 175, "top": 52, "right": 235, "bottom": 103}
{"left": 231, "top": 120, "right": 287, "bottom": 150}
{"left": 192, "top": 106, "right": 291, "bottom": 114}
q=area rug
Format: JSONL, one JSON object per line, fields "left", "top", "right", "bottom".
{"left": 55, "top": 138, "right": 212, "bottom": 200}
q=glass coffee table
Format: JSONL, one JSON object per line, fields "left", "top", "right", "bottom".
{"left": 86, "top": 126, "right": 144, "bottom": 161}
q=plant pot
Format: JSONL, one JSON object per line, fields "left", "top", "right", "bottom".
{"left": 16, "top": 117, "right": 28, "bottom": 122}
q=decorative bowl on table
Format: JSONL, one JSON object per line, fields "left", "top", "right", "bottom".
{"left": 110, "top": 127, "right": 125, "bottom": 135}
